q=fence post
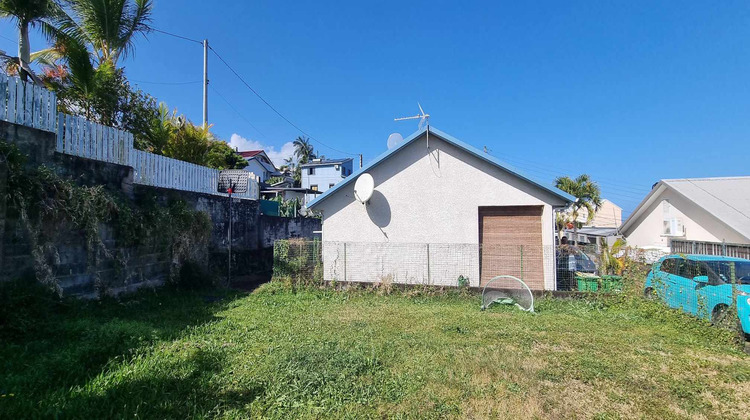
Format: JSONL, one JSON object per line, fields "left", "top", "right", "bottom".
{"left": 343, "top": 242, "right": 347, "bottom": 282}
{"left": 520, "top": 245, "right": 524, "bottom": 281}
{"left": 426, "top": 243, "right": 431, "bottom": 285}
{"left": 722, "top": 240, "right": 727, "bottom": 256}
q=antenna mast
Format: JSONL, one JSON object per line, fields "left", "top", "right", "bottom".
{"left": 394, "top": 103, "right": 430, "bottom": 146}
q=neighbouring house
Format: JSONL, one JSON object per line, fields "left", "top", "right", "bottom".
{"left": 306, "top": 126, "right": 573, "bottom": 290}
{"left": 260, "top": 186, "right": 321, "bottom": 205}
{"left": 562, "top": 199, "right": 623, "bottom": 245}
{"left": 300, "top": 158, "right": 354, "bottom": 203}
{"left": 587, "top": 199, "right": 622, "bottom": 228}
{"left": 239, "top": 150, "right": 279, "bottom": 182}
{"left": 620, "top": 176, "right": 750, "bottom": 253}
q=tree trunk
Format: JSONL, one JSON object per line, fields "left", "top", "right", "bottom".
{"left": 18, "top": 21, "right": 31, "bottom": 81}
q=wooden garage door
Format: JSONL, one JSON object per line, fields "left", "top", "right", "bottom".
{"left": 479, "top": 206, "right": 545, "bottom": 290}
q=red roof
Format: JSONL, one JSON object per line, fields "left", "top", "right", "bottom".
{"left": 238, "top": 150, "right": 263, "bottom": 158}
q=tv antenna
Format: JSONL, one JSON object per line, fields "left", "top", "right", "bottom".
{"left": 394, "top": 103, "right": 431, "bottom": 147}
{"left": 394, "top": 103, "right": 429, "bottom": 129}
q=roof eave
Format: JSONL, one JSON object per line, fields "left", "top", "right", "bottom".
{"left": 307, "top": 126, "right": 574, "bottom": 209}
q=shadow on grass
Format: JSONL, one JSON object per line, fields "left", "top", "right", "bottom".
{"left": 0, "top": 280, "right": 248, "bottom": 418}
{"left": 53, "top": 347, "right": 266, "bottom": 418}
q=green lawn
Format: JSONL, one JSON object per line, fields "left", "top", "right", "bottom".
{"left": 1, "top": 281, "right": 749, "bottom": 419}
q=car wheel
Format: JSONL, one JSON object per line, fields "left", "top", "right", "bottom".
{"left": 644, "top": 287, "right": 655, "bottom": 300}
{"left": 711, "top": 305, "right": 735, "bottom": 330}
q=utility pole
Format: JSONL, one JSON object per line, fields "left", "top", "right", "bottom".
{"left": 359, "top": 154, "right": 363, "bottom": 168}
{"left": 203, "top": 39, "right": 209, "bottom": 128}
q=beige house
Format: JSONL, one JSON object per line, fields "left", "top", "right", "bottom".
{"left": 620, "top": 177, "right": 750, "bottom": 253}
{"left": 306, "top": 127, "right": 572, "bottom": 290}
{"left": 563, "top": 198, "right": 622, "bottom": 228}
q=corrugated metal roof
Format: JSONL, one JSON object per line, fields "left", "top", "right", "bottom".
{"left": 238, "top": 150, "right": 263, "bottom": 158}
{"left": 621, "top": 176, "right": 750, "bottom": 241}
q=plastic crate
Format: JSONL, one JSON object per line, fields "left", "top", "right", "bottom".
{"left": 576, "top": 276, "right": 599, "bottom": 292}
{"left": 601, "top": 275, "right": 623, "bottom": 293}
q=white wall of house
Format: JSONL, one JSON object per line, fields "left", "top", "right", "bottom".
{"left": 313, "top": 133, "right": 567, "bottom": 289}
{"left": 244, "top": 158, "right": 271, "bottom": 182}
{"left": 624, "top": 187, "right": 747, "bottom": 252}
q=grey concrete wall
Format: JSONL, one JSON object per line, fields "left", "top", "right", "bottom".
{"left": 260, "top": 215, "right": 321, "bottom": 248}
{"left": 0, "top": 120, "right": 319, "bottom": 297}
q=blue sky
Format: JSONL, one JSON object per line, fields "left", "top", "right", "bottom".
{"left": 2, "top": 1, "right": 750, "bottom": 219}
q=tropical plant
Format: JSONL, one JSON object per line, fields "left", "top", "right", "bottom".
{"left": 600, "top": 237, "right": 627, "bottom": 275}
{"left": 555, "top": 174, "right": 603, "bottom": 242}
{"left": 265, "top": 176, "right": 286, "bottom": 186}
{"left": 280, "top": 156, "right": 296, "bottom": 173}
{"left": 293, "top": 136, "right": 315, "bottom": 164}
{"left": 145, "top": 106, "right": 245, "bottom": 170}
{"left": 0, "top": 0, "right": 62, "bottom": 81}
{"left": 54, "top": 0, "right": 153, "bottom": 66}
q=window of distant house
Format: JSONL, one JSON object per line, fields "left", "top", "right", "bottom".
{"left": 329, "top": 183, "right": 335, "bottom": 189}
{"left": 662, "top": 201, "right": 684, "bottom": 236}
{"left": 308, "top": 168, "right": 315, "bottom": 175}
{"left": 311, "top": 185, "right": 318, "bottom": 191}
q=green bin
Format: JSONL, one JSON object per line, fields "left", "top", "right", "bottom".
{"left": 576, "top": 276, "right": 599, "bottom": 292}
{"left": 600, "top": 275, "right": 623, "bottom": 293}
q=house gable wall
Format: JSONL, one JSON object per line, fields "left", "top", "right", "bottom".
{"left": 315, "top": 133, "right": 566, "bottom": 289}
{"left": 624, "top": 188, "right": 747, "bottom": 251}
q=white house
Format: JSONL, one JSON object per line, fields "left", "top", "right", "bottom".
{"left": 620, "top": 177, "right": 750, "bottom": 253}
{"left": 239, "top": 150, "right": 279, "bottom": 183}
{"left": 300, "top": 158, "right": 354, "bottom": 203}
{"left": 306, "top": 127, "right": 572, "bottom": 290}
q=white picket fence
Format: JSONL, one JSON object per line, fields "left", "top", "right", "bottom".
{"left": 55, "top": 114, "right": 259, "bottom": 200}
{"left": 0, "top": 73, "right": 258, "bottom": 200}
{"left": 131, "top": 149, "right": 259, "bottom": 199}
{"left": 0, "top": 73, "right": 57, "bottom": 132}
{"left": 56, "top": 113, "right": 133, "bottom": 166}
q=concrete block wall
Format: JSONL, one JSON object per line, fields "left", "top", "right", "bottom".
{"left": 0, "top": 120, "right": 321, "bottom": 298}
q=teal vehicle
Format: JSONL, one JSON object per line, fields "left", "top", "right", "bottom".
{"left": 644, "top": 255, "right": 750, "bottom": 339}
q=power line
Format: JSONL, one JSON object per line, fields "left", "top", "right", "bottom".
{"left": 210, "top": 84, "right": 269, "bottom": 141}
{"left": 208, "top": 45, "right": 358, "bottom": 157}
{"left": 131, "top": 79, "right": 202, "bottom": 85}
{"left": 151, "top": 28, "right": 203, "bottom": 45}
{"left": 687, "top": 180, "right": 750, "bottom": 221}
{"left": 0, "top": 33, "right": 15, "bottom": 43}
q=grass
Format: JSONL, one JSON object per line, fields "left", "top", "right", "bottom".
{"left": 1, "top": 281, "right": 749, "bottom": 419}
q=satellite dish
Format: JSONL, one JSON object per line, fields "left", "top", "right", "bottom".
{"left": 387, "top": 133, "right": 403, "bottom": 149}
{"left": 353, "top": 173, "right": 375, "bottom": 204}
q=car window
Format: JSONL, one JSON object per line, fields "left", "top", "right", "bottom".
{"left": 660, "top": 258, "right": 678, "bottom": 275}
{"left": 678, "top": 260, "right": 699, "bottom": 279}
{"left": 736, "top": 262, "right": 750, "bottom": 284}
{"left": 705, "top": 261, "right": 750, "bottom": 285}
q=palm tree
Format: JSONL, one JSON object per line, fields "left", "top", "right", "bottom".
{"left": 55, "top": 0, "right": 153, "bottom": 66}
{"left": 280, "top": 156, "right": 296, "bottom": 173}
{"left": 0, "top": 0, "right": 61, "bottom": 82}
{"left": 555, "top": 174, "right": 603, "bottom": 243}
{"left": 293, "top": 136, "right": 315, "bottom": 164}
